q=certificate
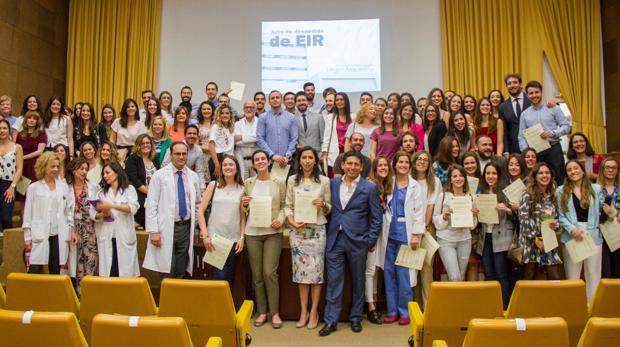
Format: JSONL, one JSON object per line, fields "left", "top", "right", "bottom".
{"left": 270, "top": 164, "right": 290, "bottom": 182}
{"left": 467, "top": 176, "right": 479, "bottom": 193}
{"left": 523, "top": 123, "right": 551, "bottom": 153}
{"left": 294, "top": 191, "right": 318, "bottom": 224}
{"left": 228, "top": 81, "right": 246, "bottom": 101}
{"left": 248, "top": 196, "right": 272, "bottom": 228}
{"left": 202, "top": 234, "right": 234, "bottom": 270}
{"left": 476, "top": 194, "right": 499, "bottom": 224}
{"left": 15, "top": 176, "right": 31, "bottom": 195}
{"left": 541, "top": 219, "right": 559, "bottom": 252}
{"left": 565, "top": 233, "right": 598, "bottom": 264}
{"left": 395, "top": 245, "right": 427, "bottom": 270}
{"left": 503, "top": 179, "right": 526, "bottom": 204}
{"left": 420, "top": 232, "right": 439, "bottom": 266}
{"left": 450, "top": 196, "right": 474, "bottom": 228}
{"left": 600, "top": 220, "right": 620, "bottom": 252}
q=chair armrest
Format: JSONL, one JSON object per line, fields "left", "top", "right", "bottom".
{"left": 235, "top": 300, "right": 254, "bottom": 347}
{"left": 432, "top": 340, "right": 448, "bottom": 347}
{"left": 409, "top": 301, "right": 425, "bottom": 347}
{"left": 205, "top": 337, "right": 222, "bottom": 347}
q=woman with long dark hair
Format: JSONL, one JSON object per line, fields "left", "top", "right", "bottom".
{"left": 96, "top": 104, "right": 116, "bottom": 144}
{"left": 43, "top": 96, "right": 74, "bottom": 158}
{"left": 567, "top": 132, "right": 605, "bottom": 182}
{"left": 422, "top": 104, "right": 447, "bottom": 157}
{"left": 110, "top": 98, "right": 146, "bottom": 154}
{"left": 370, "top": 107, "right": 403, "bottom": 161}
{"left": 73, "top": 103, "right": 99, "bottom": 151}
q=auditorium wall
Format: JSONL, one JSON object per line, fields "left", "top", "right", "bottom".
{"left": 0, "top": 0, "right": 69, "bottom": 106}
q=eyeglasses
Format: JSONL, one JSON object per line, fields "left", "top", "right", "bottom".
{"left": 605, "top": 166, "right": 618, "bottom": 170}
{"left": 416, "top": 157, "right": 430, "bottom": 162}
{"left": 172, "top": 152, "right": 188, "bottom": 157}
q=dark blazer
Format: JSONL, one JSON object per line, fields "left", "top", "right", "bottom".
{"left": 327, "top": 177, "right": 383, "bottom": 251}
{"left": 427, "top": 121, "right": 448, "bottom": 157}
{"left": 499, "top": 94, "right": 531, "bottom": 154}
{"left": 125, "top": 153, "right": 161, "bottom": 207}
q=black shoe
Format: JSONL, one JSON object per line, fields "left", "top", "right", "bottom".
{"left": 367, "top": 310, "right": 382, "bottom": 325}
{"left": 319, "top": 323, "right": 337, "bottom": 336}
{"left": 351, "top": 321, "right": 363, "bottom": 333}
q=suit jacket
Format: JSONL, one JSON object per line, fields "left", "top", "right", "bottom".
{"left": 327, "top": 177, "right": 383, "bottom": 251}
{"left": 295, "top": 111, "right": 325, "bottom": 152}
{"left": 499, "top": 94, "right": 531, "bottom": 154}
{"left": 125, "top": 153, "right": 161, "bottom": 207}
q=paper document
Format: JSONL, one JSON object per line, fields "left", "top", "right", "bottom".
{"left": 476, "top": 194, "right": 499, "bottom": 224}
{"left": 228, "top": 81, "right": 246, "bottom": 101}
{"left": 467, "top": 176, "right": 479, "bottom": 193}
{"left": 248, "top": 196, "right": 272, "bottom": 228}
{"left": 600, "top": 220, "right": 620, "bottom": 252}
{"left": 565, "top": 233, "right": 598, "bottom": 264}
{"left": 503, "top": 179, "right": 526, "bottom": 204}
{"left": 395, "top": 245, "right": 427, "bottom": 270}
{"left": 270, "top": 164, "right": 290, "bottom": 182}
{"left": 523, "top": 123, "right": 551, "bottom": 153}
{"left": 202, "top": 234, "right": 234, "bottom": 270}
{"left": 15, "top": 176, "right": 31, "bottom": 195}
{"left": 541, "top": 219, "right": 559, "bottom": 252}
{"left": 420, "top": 232, "right": 439, "bottom": 266}
{"left": 294, "top": 191, "right": 317, "bottom": 224}
{"left": 450, "top": 196, "right": 474, "bottom": 228}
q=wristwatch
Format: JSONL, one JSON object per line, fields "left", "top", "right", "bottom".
{"left": 11, "top": 183, "right": 16, "bottom": 189}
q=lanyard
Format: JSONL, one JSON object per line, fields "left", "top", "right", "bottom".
{"left": 73, "top": 183, "right": 86, "bottom": 210}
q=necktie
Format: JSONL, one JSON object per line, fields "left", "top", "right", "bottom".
{"left": 177, "top": 171, "right": 187, "bottom": 220}
{"left": 515, "top": 97, "right": 522, "bottom": 118}
{"left": 302, "top": 114, "right": 308, "bottom": 132}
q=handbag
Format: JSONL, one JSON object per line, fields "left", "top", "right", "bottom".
{"left": 203, "top": 181, "right": 217, "bottom": 224}
{"left": 507, "top": 232, "right": 524, "bottom": 264}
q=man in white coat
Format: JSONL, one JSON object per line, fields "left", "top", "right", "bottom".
{"left": 144, "top": 141, "right": 201, "bottom": 278}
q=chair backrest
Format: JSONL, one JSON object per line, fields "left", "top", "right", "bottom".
{"left": 0, "top": 283, "right": 5, "bottom": 308}
{"left": 0, "top": 309, "right": 88, "bottom": 347}
{"left": 462, "top": 317, "right": 570, "bottom": 347}
{"left": 90, "top": 314, "right": 194, "bottom": 347}
{"left": 422, "top": 281, "right": 504, "bottom": 347}
{"left": 505, "top": 280, "right": 588, "bottom": 347}
{"left": 577, "top": 317, "right": 620, "bottom": 347}
{"left": 79, "top": 276, "right": 157, "bottom": 342}
{"left": 158, "top": 279, "right": 237, "bottom": 347}
{"left": 6, "top": 273, "right": 79, "bottom": 317}
{"left": 589, "top": 279, "right": 620, "bottom": 318}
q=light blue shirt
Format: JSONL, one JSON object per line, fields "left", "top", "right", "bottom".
{"left": 557, "top": 184, "right": 604, "bottom": 245}
{"left": 256, "top": 108, "right": 298, "bottom": 158}
{"left": 518, "top": 104, "right": 571, "bottom": 151}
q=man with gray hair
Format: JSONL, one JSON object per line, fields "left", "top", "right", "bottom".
{"left": 235, "top": 99, "right": 259, "bottom": 179}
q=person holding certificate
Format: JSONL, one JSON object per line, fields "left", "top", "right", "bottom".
{"left": 284, "top": 146, "right": 331, "bottom": 329}
{"left": 432, "top": 136, "right": 460, "bottom": 186}
{"left": 519, "top": 162, "right": 562, "bottom": 280}
{"left": 198, "top": 154, "right": 245, "bottom": 286}
{"left": 598, "top": 157, "right": 620, "bottom": 278}
{"left": 432, "top": 164, "right": 479, "bottom": 281}
{"left": 412, "top": 151, "right": 442, "bottom": 309}
{"left": 242, "top": 149, "right": 286, "bottom": 329}
{"left": 376, "top": 151, "right": 424, "bottom": 325}
{"left": 476, "top": 162, "right": 514, "bottom": 308}
{"left": 365, "top": 156, "right": 393, "bottom": 324}
{"left": 557, "top": 160, "right": 616, "bottom": 303}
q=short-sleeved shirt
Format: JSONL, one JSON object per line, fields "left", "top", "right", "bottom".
{"left": 111, "top": 119, "right": 146, "bottom": 147}
{"left": 370, "top": 128, "right": 403, "bottom": 161}
{"left": 209, "top": 124, "right": 234, "bottom": 155}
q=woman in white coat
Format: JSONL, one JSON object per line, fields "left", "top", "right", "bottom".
{"left": 376, "top": 151, "right": 425, "bottom": 325}
{"left": 23, "top": 151, "right": 74, "bottom": 274}
{"left": 92, "top": 161, "right": 140, "bottom": 277}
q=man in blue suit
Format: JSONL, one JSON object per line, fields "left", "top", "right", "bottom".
{"left": 319, "top": 151, "right": 383, "bottom": 336}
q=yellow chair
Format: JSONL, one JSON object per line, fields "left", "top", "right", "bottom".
{"left": 90, "top": 313, "right": 223, "bottom": 347}
{"left": 505, "top": 280, "right": 588, "bottom": 347}
{"left": 5, "top": 273, "right": 79, "bottom": 317}
{"left": 462, "top": 317, "right": 569, "bottom": 347}
{"left": 408, "top": 281, "right": 504, "bottom": 347}
{"left": 0, "top": 309, "right": 88, "bottom": 347}
{"left": 158, "top": 279, "right": 253, "bottom": 347}
{"left": 0, "top": 283, "right": 5, "bottom": 308}
{"left": 80, "top": 276, "right": 158, "bottom": 342}
{"left": 577, "top": 317, "right": 620, "bottom": 347}
{"left": 432, "top": 341, "right": 448, "bottom": 347}
{"left": 589, "top": 279, "right": 620, "bottom": 317}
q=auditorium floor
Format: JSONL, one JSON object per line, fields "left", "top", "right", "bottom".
{"left": 250, "top": 319, "right": 409, "bottom": 346}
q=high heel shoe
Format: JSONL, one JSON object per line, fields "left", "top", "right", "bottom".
{"left": 307, "top": 313, "right": 319, "bottom": 329}
{"left": 296, "top": 313, "right": 309, "bottom": 328}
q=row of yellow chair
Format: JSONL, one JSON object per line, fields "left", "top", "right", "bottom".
{"left": 431, "top": 317, "right": 620, "bottom": 347}
{"left": 0, "top": 273, "right": 253, "bottom": 347}
{"left": 408, "top": 279, "right": 620, "bottom": 347}
{"left": 0, "top": 309, "right": 223, "bottom": 347}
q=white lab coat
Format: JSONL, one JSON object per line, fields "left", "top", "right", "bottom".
{"left": 321, "top": 113, "right": 339, "bottom": 167}
{"left": 65, "top": 181, "right": 99, "bottom": 278}
{"left": 22, "top": 179, "right": 74, "bottom": 265}
{"left": 92, "top": 185, "right": 140, "bottom": 277}
{"left": 375, "top": 177, "right": 425, "bottom": 286}
{"left": 143, "top": 163, "right": 200, "bottom": 274}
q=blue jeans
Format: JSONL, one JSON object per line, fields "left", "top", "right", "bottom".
{"left": 482, "top": 233, "right": 511, "bottom": 308}
{"left": 212, "top": 242, "right": 237, "bottom": 288}
{"left": 0, "top": 180, "right": 15, "bottom": 231}
{"left": 384, "top": 239, "right": 412, "bottom": 317}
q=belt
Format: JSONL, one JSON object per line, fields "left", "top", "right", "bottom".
{"left": 175, "top": 219, "right": 190, "bottom": 225}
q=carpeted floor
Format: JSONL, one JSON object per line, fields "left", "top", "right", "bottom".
{"left": 249, "top": 320, "right": 410, "bottom": 347}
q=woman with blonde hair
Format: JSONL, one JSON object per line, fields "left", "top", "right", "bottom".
{"left": 598, "top": 157, "right": 620, "bottom": 278}
{"left": 148, "top": 115, "right": 172, "bottom": 164}
{"left": 208, "top": 104, "right": 235, "bottom": 179}
{"left": 16, "top": 111, "right": 47, "bottom": 185}
{"left": 344, "top": 103, "right": 379, "bottom": 157}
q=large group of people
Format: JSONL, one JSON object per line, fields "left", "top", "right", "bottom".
{"left": 0, "top": 74, "right": 619, "bottom": 336}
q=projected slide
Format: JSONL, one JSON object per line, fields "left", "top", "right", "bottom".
{"left": 261, "top": 19, "right": 381, "bottom": 93}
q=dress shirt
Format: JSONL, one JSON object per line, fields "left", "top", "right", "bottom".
{"left": 162, "top": 142, "right": 206, "bottom": 189}
{"left": 340, "top": 175, "right": 361, "bottom": 210}
{"left": 518, "top": 104, "right": 571, "bottom": 151}
{"left": 234, "top": 117, "right": 258, "bottom": 158}
{"left": 510, "top": 92, "right": 525, "bottom": 116}
{"left": 256, "top": 108, "right": 298, "bottom": 158}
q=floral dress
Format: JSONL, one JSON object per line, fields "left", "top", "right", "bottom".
{"left": 73, "top": 184, "right": 98, "bottom": 284}
{"left": 518, "top": 192, "right": 562, "bottom": 265}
